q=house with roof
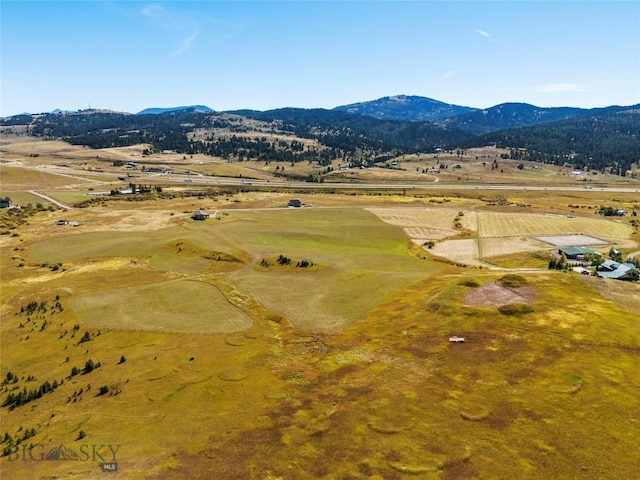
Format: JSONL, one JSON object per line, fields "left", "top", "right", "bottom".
{"left": 596, "top": 260, "right": 639, "bottom": 281}
{"left": 191, "top": 210, "right": 209, "bottom": 221}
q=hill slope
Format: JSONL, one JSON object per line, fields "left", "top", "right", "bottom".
{"left": 463, "top": 109, "right": 640, "bottom": 173}
{"left": 334, "top": 94, "right": 477, "bottom": 122}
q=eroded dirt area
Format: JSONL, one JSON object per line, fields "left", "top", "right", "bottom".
{"left": 463, "top": 281, "right": 536, "bottom": 306}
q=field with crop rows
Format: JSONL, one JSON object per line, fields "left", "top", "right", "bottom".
{"left": 370, "top": 207, "right": 635, "bottom": 267}
{"left": 478, "top": 211, "right": 632, "bottom": 240}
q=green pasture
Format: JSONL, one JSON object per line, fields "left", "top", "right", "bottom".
{"left": 483, "top": 250, "right": 553, "bottom": 268}
{"left": 41, "top": 190, "right": 93, "bottom": 205}
{"left": 70, "top": 279, "right": 252, "bottom": 332}
{"left": 27, "top": 207, "right": 434, "bottom": 330}
{"left": 216, "top": 207, "right": 432, "bottom": 328}
{"left": 27, "top": 229, "right": 244, "bottom": 274}
{"left": 0, "top": 190, "right": 50, "bottom": 206}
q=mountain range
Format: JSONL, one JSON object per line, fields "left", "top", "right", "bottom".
{"left": 7, "top": 95, "right": 637, "bottom": 136}
{"left": 2, "top": 95, "right": 638, "bottom": 176}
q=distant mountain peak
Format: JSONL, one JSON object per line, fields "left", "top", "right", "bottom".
{"left": 334, "top": 95, "right": 478, "bottom": 122}
{"left": 137, "top": 105, "right": 213, "bottom": 115}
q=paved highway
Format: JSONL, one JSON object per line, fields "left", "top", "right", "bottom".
{"left": 6, "top": 160, "right": 640, "bottom": 195}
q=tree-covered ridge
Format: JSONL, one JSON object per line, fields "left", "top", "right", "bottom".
{"left": 231, "top": 108, "right": 471, "bottom": 153}
{"left": 465, "top": 111, "right": 640, "bottom": 175}
{"left": 2, "top": 105, "right": 639, "bottom": 175}
{"left": 4, "top": 108, "right": 470, "bottom": 164}
{"left": 442, "top": 103, "right": 631, "bottom": 135}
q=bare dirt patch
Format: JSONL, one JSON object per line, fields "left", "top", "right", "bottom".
{"left": 76, "top": 209, "right": 182, "bottom": 232}
{"left": 535, "top": 234, "right": 611, "bottom": 247}
{"left": 463, "top": 282, "right": 536, "bottom": 307}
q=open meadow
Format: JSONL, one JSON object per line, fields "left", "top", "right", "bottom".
{"left": 1, "top": 137, "right": 639, "bottom": 479}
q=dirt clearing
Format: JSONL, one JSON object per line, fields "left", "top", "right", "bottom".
{"left": 463, "top": 281, "right": 536, "bottom": 306}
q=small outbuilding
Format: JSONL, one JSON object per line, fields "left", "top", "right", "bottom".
{"left": 191, "top": 210, "right": 209, "bottom": 221}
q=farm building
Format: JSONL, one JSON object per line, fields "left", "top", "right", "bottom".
{"left": 287, "top": 199, "right": 302, "bottom": 208}
{"left": 596, "top": 260, "right": 639, "bottom": 281}
{"left": 191, "top": 210, "right": 209, "bottom": 221}
{"left": 558, "top": 246, "right": 601, "bottom": 260}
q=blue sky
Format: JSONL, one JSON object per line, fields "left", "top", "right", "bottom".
{"left": 1, "top": 1, "right": 639, "bottom": 116}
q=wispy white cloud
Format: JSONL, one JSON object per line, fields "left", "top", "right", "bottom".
{"left": 442, "top": 70, "right": 457, "bottom": 80}
{"left": 476, "top": 29, "right": 491, "bottom": 38}
{"left": 141, "top": 4, "right": 162, "bottom": 17}
{"left": 139, "top": 4, "right": 200, "bottom": 56}
{"left": 172, "top": 30, "right": 199, "bottom": 57}
{"left": 533, "top": 83, "right": 587, "bottom": 93}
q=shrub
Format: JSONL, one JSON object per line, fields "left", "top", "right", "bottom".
{"left": 277, "top": 255, "right": 291, "bottom": 266}
{"left": 498, "top": 303, "right": 534, "bottom": 315}
{"left": 82, "top": 359, "right": 96, "bottom": 374}
{"left": 497, "top": 274, "right": 527, "bottom": 288}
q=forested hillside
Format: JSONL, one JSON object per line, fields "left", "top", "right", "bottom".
{"left": 465, "top": 110, "right": 640, "bottom": 175}
{"left": 2, "top": 104, "right": 639, "bottom": 175}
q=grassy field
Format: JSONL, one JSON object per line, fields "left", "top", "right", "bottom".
{"left": 1, "top": 139, "right": 639, "bottom": 479}
{"left": 71, "top": 279, "right": 252, "bottom": 332}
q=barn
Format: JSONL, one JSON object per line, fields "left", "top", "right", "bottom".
{"left": 558, "top": 246, "right": 600, "bottom": 260}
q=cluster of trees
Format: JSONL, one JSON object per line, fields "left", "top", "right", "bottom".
{"left": 598, "top": 206, "right": 627, "bottom": 216}
{"left": 70, "top": 359, "right": 101, "bottom": 377}
{"left": 0, "top": 202, "right": 55, "bottom": 234}
{"left": 548, "top": 255, "right": 570, "bottom": 270}
{"left": 2, "top": 380, "right": 60, "bottom": 410}
{"left": 18, "top": 297, "right": 63, "bottom": 317}
{"left": 277, "top": 255, "right": 292, "bottom": 266}
{"left": 1, "top": 372, "right": 18, "bottom": 386}
{"left": 261, "top": 256, "right": 314, "bottom": 268}
{"left": 187, "top": 135, "right": 338, "bottom": 164}
{"left": 1, "top": 427, "right": 38, "bottom": 457}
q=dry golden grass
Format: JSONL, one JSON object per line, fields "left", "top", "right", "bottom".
{"left": 478, "top": 211, "right": 633, "bottom": 240}
{"left": 2, "top": 137, "right": 640, "bottom": 479}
